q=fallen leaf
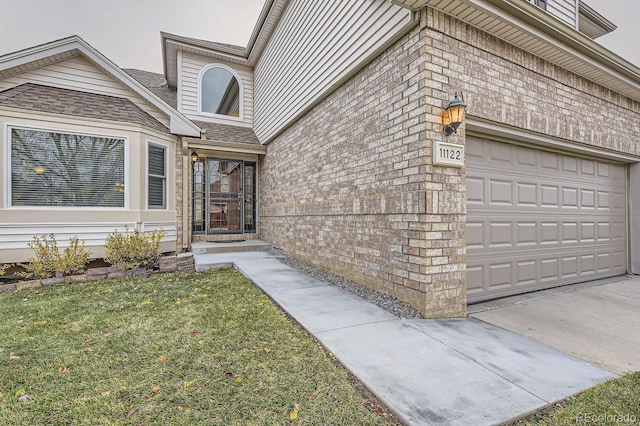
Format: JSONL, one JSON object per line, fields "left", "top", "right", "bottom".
{"left": 101, "top": 391, "right": 111, "bottom": 397}
{"left": 289, "top": 411, "right": 298, "bottom": 420}
{"left": 18, "top": 394, "right": 31, "bottom": 402}
{"left": 308, "top": 395, "right": 314, "bottom": 401}
{"left": 125, "top": 408, "right": 135, "bottom": 417}
{"left": 58, "top": 364, "right": 68, "bottom": 373}
{"left": 225, "top": 372, "right": 234, "bottom": 378}
{"left": 157, "top": 354, "right": 165, "bottom": 361}
{"left": 0, "top": 392, "right": 4, "bottom": 398}
{"left": 152, "top": 385, "right": 160, "bottom": 393}
{"left": 82, "top": 347, "right": 93, "bottom": 353}
{"left": 294, "top": 403, "right": 301, "bottom": 411}
{"left": 177, "top": 405, "right": 185, "bottom": 412}
{"left": 141, "top": 300, "right": 152, "bottom": 305}
{"left": 189, "top": 331, "right": 199, "bottom": 336}
{"left": 235, "top": 376, "right": 243, "bottom": 383}
{"left": 184, "top": 381, "right": 194, "bottom": 388}
{"left": 9, "top": 355, "right": 20, "bottom": 361}
{"left": 263, "top": 347, "right": 270, "bottom": 353}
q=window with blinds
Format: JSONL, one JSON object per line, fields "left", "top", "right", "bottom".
{"left": 10, "top": 128, "right": 125, "bottom": 208}
{"left": 148, "top": 143, "right": 167, "bottom": 209}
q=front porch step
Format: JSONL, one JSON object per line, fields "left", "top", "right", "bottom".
{"left": 191, "top": 240, "right": 273, "bottom": 255}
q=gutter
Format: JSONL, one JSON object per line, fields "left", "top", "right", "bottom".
{"left": 484, "top": 0, "right": 640, "bottom": 86}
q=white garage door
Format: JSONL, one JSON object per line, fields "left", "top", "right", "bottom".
{"left": 466, "top": 137, "right": 627, "bottom": 303}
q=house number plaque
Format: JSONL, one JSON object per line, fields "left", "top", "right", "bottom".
{"left": 434, "top": 141, "right": 464, "bottom": 167}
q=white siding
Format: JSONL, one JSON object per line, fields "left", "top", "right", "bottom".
{"left": 253, "top": 0, "right": 413, "bottom": 142}
{"left": 0, "top": 222, "right": 177, "bottom": 263}
{"left": 0, "top": 223, "right": 137, "bottom": 251}
{"left": 0, "top": 56, "right": 170, "bottom": 128}
{"left": 547, "top": 0, "right": 578, "bottom": 28}
{"left": 179, "top": 52, "right": 254, "bottom": 127}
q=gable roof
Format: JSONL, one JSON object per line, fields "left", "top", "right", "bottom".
{"left": 0, "top": 83, "right": 170, "bottom": 133}
{"left": 124, "top": 69, "right": 177, "bottom": 109}
{"left": 164, "top": 0, "right": 640, "bottom": 105}
{"left": 0, "top": 35, "right": 200, "bottom": 137}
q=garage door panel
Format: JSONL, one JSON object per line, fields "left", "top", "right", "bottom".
{"left": 467, "top": 137, "right": 627, "bottom": 302}
{"left": 489, "top": 179, "right": 514, "bottom": 205}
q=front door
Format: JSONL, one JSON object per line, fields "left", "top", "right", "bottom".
{"left": 192, "top": 158, "right": 256, "bottom": 234}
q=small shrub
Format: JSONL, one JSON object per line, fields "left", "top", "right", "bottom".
{"left": 0, "top": 263, "right": 10, "bottom": 277}
{"left": 104, "top": 227, "right": 164, "bottom": 270}
{"left": 23, "top": 234, "right": 90, "bottom": 279}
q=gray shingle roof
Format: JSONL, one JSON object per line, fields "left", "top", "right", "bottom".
{"left": 124, "top": 69, "right": 177, "bottom": 109}
{"left": 124, "top": 69, "right": 260, "bottom": 145}
{"left": 192, "top": 120, "right": 260, "bottom": 145}
{"left": 0, "top": 83, "right": 169, "bottom": 133}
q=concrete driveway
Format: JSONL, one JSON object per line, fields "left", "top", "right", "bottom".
{"left": 470, "top": 275, "right": 640, "bottom": 374}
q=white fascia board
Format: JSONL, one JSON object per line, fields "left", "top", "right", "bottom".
{"left": 0, "top": 37, "right": 79, "bottom": 72}
{"left": 165, "top": 40, "right": 250, "bottom": 65}
{"left": 0, "top": 36, "right": 201, "bottom": 138}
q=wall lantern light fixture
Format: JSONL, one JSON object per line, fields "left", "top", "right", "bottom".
{"left": 191, "top": 150, "right": 199, "bottom": 163}
{"left": 443, "top": 91, "right": 467, "bottom": 136}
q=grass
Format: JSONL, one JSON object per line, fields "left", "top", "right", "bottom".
{"left": 512, "top": 372, "right": 640, "bottom": 425}
{"left": 0, "top": 269, "right": 393, "bottom": 425}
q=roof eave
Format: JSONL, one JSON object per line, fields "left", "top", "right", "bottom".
{"left": 422, "top": 0, "right": 640, "bottom": 102}
{"left": 578, "top": 1, "right": 617, "bottom": 39}
{"left": 0, "top": 35, "right": 201, "bottom": 137}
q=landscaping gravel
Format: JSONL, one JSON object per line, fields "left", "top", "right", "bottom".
{"left": 279, "top": 255, "right": 424, "bottom": 319}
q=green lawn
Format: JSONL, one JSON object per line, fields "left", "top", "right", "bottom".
{"left": 514, "top": 372, "right": 640, "bottom": 425}
{"left": 0, "top": 269, "right": 392, "bottom": 425}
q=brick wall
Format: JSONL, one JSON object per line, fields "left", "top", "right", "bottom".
{"left": 422, "top": 8, "right": 640, "bottom": 154}
{"left": 258, "top": 7, "right": 640, "bottom": 318}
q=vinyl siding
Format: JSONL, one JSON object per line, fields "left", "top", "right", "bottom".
{"left": 179, "top": 52, "right": 254, "bottom": 127}
{"left": 0, "top": 56, "right": 170, "bottom": 128}
{"left": 253, "top": 0, "right": 413, "bottom": 142}
{"left": 547, "top": 0, "right": 578, "bottom": 28}
{"left": 0, "top": 222, "right": 176, "bottom": 262}
{"left": 0, "top": 109, "right": 179, "bottom": 263}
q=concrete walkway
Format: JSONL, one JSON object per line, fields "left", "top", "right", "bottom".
{"left": 195, "top": 251, "right": 615, "bottom": 426}
{"left": 470, "top": 276, "right": 640, "bottom": 374}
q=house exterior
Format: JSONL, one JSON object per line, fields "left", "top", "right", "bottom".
{"left": 1, "top": 0, "right": 639, "bottom": 318}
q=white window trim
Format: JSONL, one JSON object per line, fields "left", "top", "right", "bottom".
{"left": 4, "top": 123, "right": 130, "bottom": 210}
{"left": 197, "top": 63, "right": 244, "bottom": 122}
{"left": 146, "top": 140, "right": 169, "bottom": 210}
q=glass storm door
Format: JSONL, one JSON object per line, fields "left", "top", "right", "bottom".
{"left": 209, "top": 160, "right": 242, "bottom": 232}
{"left": 192, "top": 159, "right": 256, "bottom": 234}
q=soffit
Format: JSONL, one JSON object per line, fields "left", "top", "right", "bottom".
{"left": 415, "top": 0, "right": 640, "bottom": 102}
{"left": 578, "top": 2, "right": 616, "bottom": 39}
{"left": 0, "top": 49, "right": 79, "bottom": 80}
{"left": 163, "top": 35, "right": 249, "bottom": 88}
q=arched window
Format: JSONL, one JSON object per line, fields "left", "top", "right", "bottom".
{"left": 200, "top": 65, "right": 242, "bottom": 118}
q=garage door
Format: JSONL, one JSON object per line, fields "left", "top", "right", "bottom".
{"left": 466, "top": 137, "right": 627, "bottom": 303}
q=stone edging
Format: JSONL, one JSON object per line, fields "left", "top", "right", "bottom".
{"left": 0, "top": 253, "right": 195, "bottom": 293}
